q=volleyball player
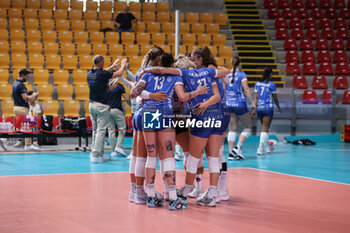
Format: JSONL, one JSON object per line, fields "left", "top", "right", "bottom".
{"left": 253, "top": 67, "right": 281, "bottom": 155}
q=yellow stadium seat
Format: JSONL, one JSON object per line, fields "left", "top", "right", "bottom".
{"left": 33, "top": 69, "right": 49, "bottom": 84}
{"left": 11, "top": 53, "right": 27, "bottom": 69}
{"left": 100, "top": 1, "right": 113, "bottom": 11}
{"left": 151, "top": 33, "right": 166, "bottom": 45}
{"left": 38, "top": 9, "right": 53, "bottom": 20}
{"left": 0, "top": 1, "right": 10, "bottom": 8}
{"left": 84, "top": 100, "right": 90, "bottom": 116}
{"left": 140, "top": 44, "right": 152, "bottom": 56}
{"left": 186, "top": 12, "right": 199, "bottom": 24}
{"left": 143, "top": 2, "right": 156, "bottom": 12}
{"left": 128, "top": 55, "right": 141, "bottom": 67}
{"left": 160, "top": 45, "right": 171, "bottom": 55}
{"left": 62, "top": 55, "right": 78, "bottom": 69}
{"left": 92, "top": 44, "right": 107, "bottom": 55}
{"left": 134, "top": 21, "right": 146, "bottom": 33}
{"left": 157, "top": 2, "right": 170, "bottom": 12}
{"left": 84, "top": 10, "right": 98, "bottom": 21}
{"left": 8, "top": 9, "right": 22, "bottom": 19}
{"left": 76, "top": 43, "right": 91, "bottom": 56}
{"left": 9, "top": 18, "right": 23, "bottom": 29}
{"left": 86, "top": 0, "right": 98, "bottom": 11}
{"left": 157, "top": 12, "right": 170, "bottom": 23}
{"left": 114, "top": 1, "right": 126, "bottom": 12}
{"left": 86, "top": 20, "right": 101, "bottom": 31}
{"left": 54, "top": 9, "right": 68, "bottom": 21}
{"left": 179, "top": 45, "right": 187, "bottom": 55}
{"left": 58, "top": 85, "right": 74, "bottom": 101}
{"left": 89, "top": 31, "right": 104, "bottom": 44}
{"left": 0, "top": 54, "right": 10, "bottom": 68}
{"left": 136, "top": 32, "right": 150, "bottom": 44}
{"left": 0, "top": 84, "right": 12, "bottom": 100}
{"left": 71, "top": 0, "right": 83, "bottom": 10}
{"left": 0, "top": 69, "right": 9, "bottom": 84}
{"left": 44, "top": 42, "right": 59, "bottom": 55}
{"left": 72, "top": 69, "right": 87, "bottom": 84}
{"left": 27, "top": 0, "right": 40, "bottom": 9}
{"left": 215, "top": 57, "right": 225, "bottom": 67}
{"left": 53, "top": 69, "right": 69, "bottom": 84}
{"left": 129, "top": 2, "right": 141, "bottom": 12}
{"left": 217, "top": 45, "right": 233, "bottom": 58}
{"left": 108, "top": 44, "right": 123, "bottom": 57}
{"left": 41, "top": 100, "right": 59, "bottom": 116}
{"left": 161, "top": 22, "right": 174, "bottom": 34}
{"left": 124, "top": 44, "right": 139, "bottom": 56}
{"left": 1, "top": 99, "right": 14, "bottom": 117}
{"left": 24, "top": 19, "right": 39, "bottom": 31}
{"left": 69, "top": 9, "right": 83, "bottom": 20}
{"left": 206, "top": 23, "right": 220, "bottom": 34}
{"left": 42, "top": 0, "right": 55, "bottom": 9}
{"left": 78, "top": 55, "right": 93, "bottom": 70}
{"left": 0, "top": 9, "right": 6, "bottom": 18}
{"left": 99, "top": 11, "right": 113, "bottom": 21}
{"left": 58, "top": 31, "right": 73, "bottom": 43}
{"left": 101, "top": 21, "right": 114, "bottom": 30}
{"left": 74, "top": 31, "right": 89, "bottom": 43}
{"left": 166, "top": 33, "right": 175, "bottom": 45}
{"left": 197, "top": 34, "right": 211, "bottom": 46}
{"left": 191, "top": 23, "right": 205, "bottom": 34}
{"left": 12, "top": 0, "right": 25, "bottom": 8}
{"left": 71, "top": 20, "right": 86, "bottom": 31}
{"left": 10, "top": 29, "right": 25, "bottom": 41}
{"left": 179, "top": 23, "right": 190, "bottom": 34}
{"left": 55, "top": 19, "right": 70, "bottom": 31}
{"left": 28, "top": 54, "right": 45, "bottom": 69}
{"left": 212, "top": 33, "right": 227, "bottom": 45}
{"left": 63, "top": 99, "right": 80, "bottom": 116}
{"left": 105, "top": 32, "right": 119, "bottom": 44}
{"left": 182, "top": 33, "right": 196, "bottom": 45}
{"left": 40, "top": 19, "right": 55, "bottom": 31}
{"left": 0, "top": 18, "right": 7, "bottom": 29}
{"left": 121, "top": 32, "right": 135, "bottom": 44}
{"left": 56, "top": 0, "right": 69, "bottom": 10}
{"left": 104, "top": 55, "right": 113, "bottom": 66}
{"left": 36, "top": 84, "right": 54, "bottom": 100}
{"left": 42, "top": 31, "right": 57, "bottom": 43}
{"left": 171, "top": 12, "right": 184, "bottom": 22}
{"left": 60, "top": 42, "right": 75, "bottom": 55}
{"left": 0, "top": 41, "right": 9, "bottom": 54}
{"left": 146, "top": 22, "right": 160, "bottom": 33}
{"left": 75, "top": 84, "right": 89, "bottom": 100}
{"left": 130, "top": 11, "right": 141, "bottom": 21}
{"left": 45, "top": 54, "right": 61, "bottom": 69}
{"left": 200, "top": 13, "right": 214, "bottom": 24}
{"left": 215, "top": 13, "right": 228, "bottom": 25}
{"left": 23, "top": 9, "right": 38, "bottom": 19}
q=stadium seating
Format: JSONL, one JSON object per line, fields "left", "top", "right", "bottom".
{"left": 292, "top": 75, "right": 308, "bottom": 89}
{"left": 311, "top": 75, "right": 328, "bottom": 89}
{"left": 1, "top": 99, "right": 14, "bottom": 117}
{"left": 57, "top": 85, "right": 74, "bottom": 100}
{"left": 41, "top": 100, "right": 59, "bottom": 116}
{"left": 333, "top": 76, "right": 348, "bottom": 89}
{"left": 341, "top": 90, "right": 350, "bottom": 104}
{"left": 302, "top": 90, "right": 318, "bottom": 104}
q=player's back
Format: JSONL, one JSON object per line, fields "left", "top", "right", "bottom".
{"left": 255, "top": 80, "right": 276, "bottom": 108}
{"left": 226, "top": 70, "right": 246, "bottom": 103}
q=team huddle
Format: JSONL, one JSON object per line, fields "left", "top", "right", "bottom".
{"left": 87, "top": 45, "right": 281, "bottom": 210}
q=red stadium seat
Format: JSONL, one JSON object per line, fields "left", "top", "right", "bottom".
{"left": 292, "top": 75, "right": 308, "bottom": 89}
{"left": 275, "top": 18, "right": 288, "bottom": 28}
{"left": 302, "top": 62, "right": 317, "bottom": 75}
{"left": 299, "top": 38, "right": 313, "bottom": 50}
{"left": 310, "top": 8, "right": 323, "bottom": 19}
{"left": 305, "top": 28, "right": 319, "bottom": 40}
{"left": 320, "top": 27, "right": 334, "bottom": 39}
{"left": 341, "top": 90, "right": 350, "bottom": 104}
{"left": 286, "top": 62, "right": 301, "bottom": 74}
{"left": 334, "top": 0, "right": 346, "bottom": 8}
{"left": 335, "top": 27, "right": 349, "bottom": 39}
{"left": 324, "top": 8, "right": 337, "bottom": 18}
{"left": 268, "top": 8, "right": 280, "bottom": 19}
{"left": 334, "top": 18, "right": 347, "bottom": 28}
{"left": 312, "top": 75, "right": 328, "bottom": 89}
{"left": 289, "top": 17, "right": 302, "bottom": 28}
{"left": 318, "top": 18, "right": 332, "bottom": 29}
{"left": 304, "top": 17, "right": 317, "bottom": 28}
{"left": 264, "top": 0, "right": 276, "bottom": 8}
{"left": 315, "top": 38, "right": 329, "bottom": 50}
{"left": 277, "top": 0, "right": 290, "bottom": 8}
{"left": 296, "top": 8, "right": 308, "bottom": 19}
{"left": 347, "top": 39, "right": 350, "bottom": 50}
{"left": 333, "top": 76, "right": 348, "bottom": 89}
{"left": 339, "top": 8, "right": 350, "bottom": 19}
{"left": 284, "top": 38, "right": 298, "bottom": 50}
{"left": 290, "top": 28, "right": 304, "bottom": 40}
{"left": 302, "top": 90, "right": 318, "bottom": 104}
{"left": 330, "top": 38, "right": 344, "bottom": 50}
{"left": 335, "top": 62, "right": 350, "bottom": 74}
{"left": 285, "top": 50, "right": 299, "bottom": 62}
{"left": 305, "top": 0, "right": 317, "bottom": 8}
{"left": 282, "top": 8, "right": 294, "bottom": 18}
{"left": 317, "top": 50, "right": 331, "bottom": 63}
{"left": 275, "top": 28, "right": 289, "bottom": 39}
{"left": 318, "top": 62, "right": 334, "bottom": 75}
{"left": 301, "top": 50, "right": 315, "bottom": 62}
{"left": 322, "top": 90, "right": 333, "bottom": 104}
{"left": 319, "top": 0, "right": 331, "bottom": 8}
{"left": 291, "top": 0, "right": 304, "bottom": 8}
{"left": 333, "top": 50, "right": 348, "bottom": 62}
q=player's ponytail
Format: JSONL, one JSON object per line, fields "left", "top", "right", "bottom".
{"left": 231, "top": 56, "right": 240, "bottom": 83}
{"left": 141, "top": 46, "right": 164, "bottom": 67}
{"left": 262, "top": 67, "right": 272, "bottom": 83}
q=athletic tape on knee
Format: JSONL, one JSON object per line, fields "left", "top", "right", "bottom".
{"left": 186, "top": 154, "right": 200, "bottom": 174}
{"left": 163, "top": 158, "right": 176, "bottom": 172}
{"left": 241, "top": 128, "right": 251, "bottom": 139}
{"left": 129, "top": 156, "right": 136, "bottom": 175}
{"left": 145, "top": 156, "right": 157, "bottom": 169}
{"left": 207, "top": 157, "right": 220, "bottom": 173}
{"left": 227, "top": 132, "right": 237, "bottom": 142}
{"left": 183, "top": 151, "right": 189, "bottom": 167}
{"left": 135, "top": 157, "right": 146, "bottom": 177}
{"left": 198, "top": 157, "right": 204, "bottom": 168}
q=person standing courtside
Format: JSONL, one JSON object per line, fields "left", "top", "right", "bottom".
{"left": 12, "top": 69, "right": 39, "bottom": 151}
{"left": 88, "top": 55, "right": 128, "bottom": 163}
{"left": 108, "top": 82, "right": 130, "bottom": 157}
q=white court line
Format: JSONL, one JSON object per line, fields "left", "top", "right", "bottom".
{"left": 243, "top": 167, "right": 350, "bottom": 187}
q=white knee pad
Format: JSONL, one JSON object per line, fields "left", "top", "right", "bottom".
{"left": 207, "top": 157, "right": 220, "bottom": 173}
{"left": 186, "top": 154, "right": 200, "bottom": 174}
{"left": 227, "top": 132, "right": 237, "bottom": 142}
{"left": 163, "top": 157, "right": 176, "bottom": 172}
{"left": 129, "top": 156, "right": 136, "bottom": 175}
{"left": 219, "top": 148, "right": 226, "bottom": 164}
{"left": 160, "top": 159, "right": 164, "bottom": 177}
{"left": 145, "top": 156, "right": 157, "bottom": 169}
{"left": 135, "top": 157, "right": 146, "bottom": 177}
{"left": 241, "top": 128, "right": 251, "bottom": 139}
{"left": 198, "top": 157, "right": 204, "bottom": 168}
{"left": 183, "top": 151, "right": 189, "bottom": 167}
